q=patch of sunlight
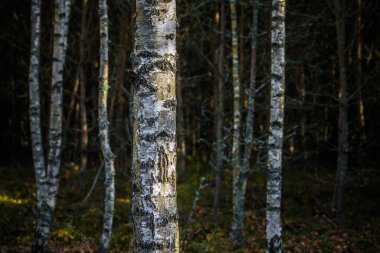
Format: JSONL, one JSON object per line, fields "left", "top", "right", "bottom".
{"left": 0, "top": 194, "right": 29, "bottom": 205}
{"left": 54, "top": 228, "right": 75, "bottom": 241}
{"left": 116, "top": 198, "right": 130, "bottom": 204}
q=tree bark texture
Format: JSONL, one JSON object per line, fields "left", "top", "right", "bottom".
{"left": 333, "top": 0, "right": 349, "bottom": 226}
{"left": 32, "top": 0, "right": 71, "bottom": 252}
{"left": 266, "top": 0, "right": 285, "bottom": 252}
{"left": 229, "top": 0, "right": 243, "bottom": 242}
{"left": 213, "top": 0, "right": 225, "bottom": 217}
{"left": 231, "top": 0, "right": 259, "bottom": 242}
{"left": 29, "top": 0, "right": 45, "bottom": 213}
{"left": 132, "top": 0, "right": 179, "bottom": 252}
{"left": 98, "top": 0, "right": 116, "bottom": 252}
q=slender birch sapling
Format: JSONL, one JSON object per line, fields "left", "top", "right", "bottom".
{"left": 98, "top": 0, "right": 116, "bottom": 251}
{"left": 229, "top": 0, "right": 243, "bottom": 242}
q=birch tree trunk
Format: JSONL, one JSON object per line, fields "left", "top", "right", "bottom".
{"left": 229, "top": 0, "right": 243, "bottom": 242}
{"left": 213, "top": 0, "right": 225, "bottom": 217}
{"left": 32, "top": 0, "right": 71, "bottom": 252}
{"left": 98, "top": 0, "right": 116, "bottom": 251}
{"left": 230, "top": 0, "right": 259, "bottom": 242}
{"left": 266, "top": 0, "right": 285, "bottom": 252}
{"left": 132, "top": 0, "right": 179, "bottom": 252}
{"left": 332, "top": 0, "right": 349, "bottom": 226}
{"left": 29, "top": 0, "right": 46, "bottom": 213}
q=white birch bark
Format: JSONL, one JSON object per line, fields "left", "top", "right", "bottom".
{"left": 266, "top": 0, "right": 285, "bottom": 252}
{"left": 98, "top": 0, "right": 116, "bottom": 251}
{"left": 132, "top": 0, "right": 179, "bottom": 252}
{"left": 32, "top": 0, "right": 71, "bottom": 251}
{"left": 229, "top": 0, "right": 243, "bottom": 242}
{"left": 29, "top": 0, "right": 46, "bottom": 212}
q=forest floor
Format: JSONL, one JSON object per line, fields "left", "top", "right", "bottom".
{"left": 0, "top": 159, "right": 379, "bottom": 252}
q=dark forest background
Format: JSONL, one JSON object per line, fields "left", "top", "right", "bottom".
{"left": 0, "top": 0, "right": 379, "bottom": 252}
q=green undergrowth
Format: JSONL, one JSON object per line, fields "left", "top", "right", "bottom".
{"left": 0, "top": 161, "right": 379, "bottom": 252}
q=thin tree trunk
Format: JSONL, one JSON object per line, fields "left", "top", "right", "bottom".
{"left": 98, "top": 0, "right": 116, "bottom": 251}
{"left": 29, "top": 0, "right": 46, "bottom": 214}
{"left": 300, "top": 68, "right": 307, "bottom": 160}
{"left": 213, "top": 0, "right": 225, "bottom": 217}
{"left": 231, "top": 0, "right": 259, "bottom": 242}
{"left": 62, "top": 76, "right": 79, "bottom": 149}
{"left": 333, "top": 0, "right": 349, "bottom": 226}
{"left": 79, "top": 0, "right": 89, "bottom": 186}
{"left": 229, "top": 0, "right": 243, "bottom": 242}
{"left": 239, "top": 5, "right": 245, "bottom": 82}
{"left": 32, "top": 0, "right": 71, "bottom": 252}
{"left": 356, "top": 0, "right": 365, "bottom": 165}
{"left": 266, "top": 0, "right": 285, "bottom": 252}
{"left": 132, "top": 0, "right": 179, "bottom": 251}
{"left": 177, "top": 62, "right": 186, "bottom": 180}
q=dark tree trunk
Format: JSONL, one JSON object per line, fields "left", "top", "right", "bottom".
{"left": 213, "top": 0, "right": 225, "bottom": 217}
{"left": 332, "top": 0, "right": 349, "bottom": 227}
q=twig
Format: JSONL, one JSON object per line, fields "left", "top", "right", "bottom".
{"left": 180, "top": 177, "right": 208, "bottom": 252}
{"left": 81, "top": 161, "right": 104, "bottom": 205}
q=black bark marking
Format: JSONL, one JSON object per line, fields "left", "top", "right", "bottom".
{"left": 268, "top": 234, "right": 282, "bottom": 253}
{"left": 154, "top": 59, "right": 174, "bottom": 72}
{"left": 165, "top": 33, "right": 175, "bottom": 40}
{"left": 137, "top": 50, "right": 160, "bottom": 58}
{"left": 163, "top": 99, "right": 176, "bottom": 109}
{"left": 158, "top": 146, "right": 169, "bottom": 183}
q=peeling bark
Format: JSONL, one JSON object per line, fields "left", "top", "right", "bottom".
{"left": 132, "top": 0, "right": 179, "bottom": 252}
{"left": 266, "top": 0, "right": 285, "bottom": 252}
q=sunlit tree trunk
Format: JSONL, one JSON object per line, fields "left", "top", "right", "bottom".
{"left": 32, "top": 0, "right": 71, "bottom": 252}
{"left": 332, "top": 0, "right": 349, "bottom": 226}
{"left": 229, "top": 0, "right": 243, "bottom": 242}
{"left": 213, "top": 0, "right": 225, "bottom": 217}
{"left": 266, "top": 0, "right": 285, "bottom": 252}
{"left": 132, "top": 0, "right": 179, "bottom": 252}
{"left": 98, "top": 0, "right": 116, "bottom": 251}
